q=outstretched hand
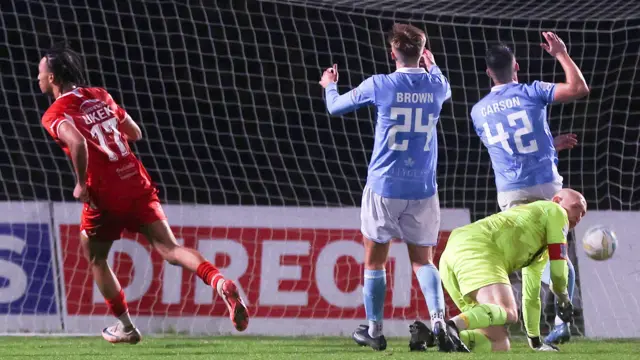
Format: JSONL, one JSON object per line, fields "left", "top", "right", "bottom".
{"left": 319, "top": 64, "right": 338, "bottom": 88}
{"left": 540, "top": 32, "right": 568, "bottom": 57}
{"left": 554, "top": 133, "right": 578, "bottom": 151}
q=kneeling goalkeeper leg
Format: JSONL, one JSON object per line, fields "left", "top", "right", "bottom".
{"left": 441, "top": 304, "right": 508, "bottom": 353}
{"left": 459, "top": 330, "right": 493, "bottom": 352}
{"left": 449, "top": 305, "right": 509, "bottom": 352}
{"left": 450, "top": 304, "right": 508, "bottom": 331}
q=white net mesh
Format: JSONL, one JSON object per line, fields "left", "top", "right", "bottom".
{"left": 0, "top": 0, "right": 638, "bottom": 336}
{"left": 281, "top": 0, "right": 640, "bottom": 21}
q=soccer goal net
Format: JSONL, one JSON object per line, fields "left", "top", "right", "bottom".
{"left": 1, "top": 0, "right": 639, "bottom": 338}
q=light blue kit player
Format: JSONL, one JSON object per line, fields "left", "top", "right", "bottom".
{"left": 471, "top": 32, "right": 590, "bottom": 346}
{"left": 319, "top": 24, "right": 457, "bottom": 352}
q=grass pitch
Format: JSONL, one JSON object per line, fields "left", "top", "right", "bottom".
{"left": 0, "top": 336, "right": 638, "bottom": 359}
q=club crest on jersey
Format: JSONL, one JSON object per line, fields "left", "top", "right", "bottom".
{"left": 404, "top": 157, "right": 415, "bottom": 167}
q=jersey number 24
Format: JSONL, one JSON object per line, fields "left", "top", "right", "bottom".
{"left": 388, "top": 107, "right": 437, "bottom": 151}
{"left": 482, "top": 110, "right": 538, "bottom": 155}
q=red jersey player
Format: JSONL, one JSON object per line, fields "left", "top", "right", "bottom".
{"left": 38, "top": 43, "right": 248, "bottom": 343}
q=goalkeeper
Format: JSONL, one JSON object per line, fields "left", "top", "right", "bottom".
{"left": 438, "top": 188, "right": 586, "bottom": 352}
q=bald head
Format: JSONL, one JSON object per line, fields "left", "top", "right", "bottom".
{"left": 552, "top": 188, "right": 587, "bottom": 229}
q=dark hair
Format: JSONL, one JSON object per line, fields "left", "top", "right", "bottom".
{"left": 45, "top": 42, "right": 86, "bottom": 87}
{"left": 387, "top": 23, "right": 426, "bottom": 63}
{"left": 485, "top": 44, "right": 515, "bottom": 83}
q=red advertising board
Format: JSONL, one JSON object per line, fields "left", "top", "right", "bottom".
{"left": 54, "top": 204, "right": 471, "bottom": 335}
{"left": 60, "top": 225, "right": 460, "bottom": 319}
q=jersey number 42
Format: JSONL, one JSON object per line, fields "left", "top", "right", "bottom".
{"left": 388, "top": 107, "right": 437, "bottom": 151}
{"left": 482, "top": 110, "right": 538, "bottom": 155}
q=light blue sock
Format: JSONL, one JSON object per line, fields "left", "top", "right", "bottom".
{"left": 416, "top": 264, "right": 446, "bottom": 331}
{"left": 567, "top": 259, "right": 576, "bottom": 301}
{"left": 363, "top": 269, "right": 386, "bottom": 338}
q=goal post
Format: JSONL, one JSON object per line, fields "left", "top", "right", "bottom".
{"left": 1, "top": 0, "right": 638, "bottom": 337}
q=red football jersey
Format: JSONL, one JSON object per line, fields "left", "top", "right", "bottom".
{"left": 42, "top": 87, "right": 156, "bottom": 210}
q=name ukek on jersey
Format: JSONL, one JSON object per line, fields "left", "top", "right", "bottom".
{"left": 79, "top": 98, "right": 118, "bottom": 125}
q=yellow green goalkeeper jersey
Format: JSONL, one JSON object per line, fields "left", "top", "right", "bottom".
{"left": 451, "top": 200, "right": 570, "bottom": 336}
{"left": 454, "top": 200, "right": 568, "bottom": 274}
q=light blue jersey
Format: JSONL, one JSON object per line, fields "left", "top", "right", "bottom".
{"left": 324, "top": 67, "right": 451, "bottom": 200}
{"left": 471, "top": 81, "right": 562, "bottom": 192}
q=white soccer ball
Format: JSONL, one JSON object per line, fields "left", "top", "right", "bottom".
{"left": 582, "top": 225, "right": 617, "bottom": 261}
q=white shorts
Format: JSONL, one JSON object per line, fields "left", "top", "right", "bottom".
{"left": 497, "top": 181, "right": 563, "bottom": 211}
{"left": 360, "top": 185, "right": 440, "bottom": 246}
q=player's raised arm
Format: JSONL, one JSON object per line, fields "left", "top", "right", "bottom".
{"left": 540, "top": 32, "right": 590, "bottom": 103}
{"left": 319, "top": 64, "right": 375, "bottom": 116}
{"left": 57, "top": 121, "right": 90, "bottom": 202}
{"left": 420, "top": 50, "right": 451, "bottom": 100}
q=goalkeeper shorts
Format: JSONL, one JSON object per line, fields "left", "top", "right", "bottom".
{"left": 439, "top": 231, "right": 511, "bottom": 312}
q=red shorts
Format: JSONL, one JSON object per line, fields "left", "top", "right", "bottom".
{"left": 80, "top": 193, "right": 167, "bottom": 241}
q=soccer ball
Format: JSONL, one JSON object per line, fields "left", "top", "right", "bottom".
{"left": 582, "top": 225, "right": 617, "bottom": 261}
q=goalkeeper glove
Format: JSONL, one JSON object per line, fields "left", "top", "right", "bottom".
{"left": 528, "top": 336, "right": 559, "bottom": 352}
{"left": 556, "top": 294, "right": 574, "bottom": 324}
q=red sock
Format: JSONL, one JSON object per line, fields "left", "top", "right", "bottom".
{"left": 197, "top": 261, "right": 224, "bottom": 289}
{"left": 105, "top": 289, "right": 128, "bottom": 317}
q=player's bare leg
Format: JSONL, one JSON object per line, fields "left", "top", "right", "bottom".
{"left": 140, "top": 220, "right": 248, "bottom": 331}
{"left": 80, "top": 232, "right": 141, "bottom": 344}
{"left": 407, "top": 244, "right": 446, "bottom": 351}
{"left": 352, "top": 238, "right": 390, "bottom": 351}
{"left": 447, "top": 284, "right": 518, "bottom": 352}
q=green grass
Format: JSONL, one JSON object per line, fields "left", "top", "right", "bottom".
{"left": 0, "top": 336, "right": 637, "bottom": 359}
